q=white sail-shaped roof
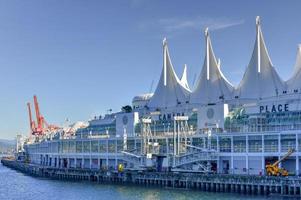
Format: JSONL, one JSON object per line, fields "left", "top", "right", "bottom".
{"left": 287, "top": 45, "right": 301, "bottom": 92}
{"left": 148, "top": 39, "right": 190, "bottom": 108}
{"left": 235, "top": 16, "right": 284, "bottom": 99}
{"left": 180, "top": 64, "right": 191, "bottom": 91}
{"left": 191, "top": 28, "right": 234, "bottom": 105}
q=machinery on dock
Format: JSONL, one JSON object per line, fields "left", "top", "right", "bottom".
{"left": 266, "top": 148, "right": 295, "bottom": 176}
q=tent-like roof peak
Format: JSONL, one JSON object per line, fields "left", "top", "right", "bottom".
{"left": 287, "top": 45, "right": 301, "bottom": 92}
{"left": 148, "top": 38, "right": 190, "bottom": 108}
{"left": 191, "top": 28, "right": 234, "bottom": 104}
{"left": 235, "top": 16, "right": 284, "bottom": 99}
{"left": 180, "top": 64, "right": 191, "bottom": 91}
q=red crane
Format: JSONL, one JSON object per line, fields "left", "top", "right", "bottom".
{"left": 33, "top": 95, "right": 44, "bottom": 134}
{"left": 27, "top": 102, "right": 37, "bottom": 135}
{"left": 27, "top": 95, "right": 60, "bottom": 136}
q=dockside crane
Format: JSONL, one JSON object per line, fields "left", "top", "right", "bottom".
{"left": 33, "top": 95, "right": 44, "bottom": 134}
{"left": 27, "top": 95, "right": 60, "bottom": 136}
{"left": 27, "top": 102, "right": 37, "bottom": 135}
{"left": 266, "top": 148, "right": 295, "bottom": 176}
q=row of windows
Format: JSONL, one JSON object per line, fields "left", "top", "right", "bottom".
{"left": 26, "top": 134, "right": 301, "bottom": 154}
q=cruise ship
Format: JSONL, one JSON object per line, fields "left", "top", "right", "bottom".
{"left": 24, "top": 16, "right": 301, "bottom": 176}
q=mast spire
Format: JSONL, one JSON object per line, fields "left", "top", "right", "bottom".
{"left": 205, "top": 27, "right": 210, "bottom": 80}
{"left": 256, "top": 16, "right": 261, "bottom": 73}
{"left": 163, "top": 38, "right": 167, "bottom": 86}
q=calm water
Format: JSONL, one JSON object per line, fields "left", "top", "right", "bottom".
{"left": 0, "top": 163, "right": 295, "bottom": 200}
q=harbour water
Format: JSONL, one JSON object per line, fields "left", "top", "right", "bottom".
{"left": 0, "top": 163, "right": 290, "bottom": 200}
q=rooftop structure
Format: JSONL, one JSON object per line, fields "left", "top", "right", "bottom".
{"left": 287, "top": 45, "right": 301, "bottom": 93}
{"left": 190, "top": 28, "right": 234, "bottom": 105}
{"left": 179, "top": 64, "right": 191, "bottom": 91}
{"left": 235, "top": 16, "right": 285, "bottom": 100}
{"left": 148, "top": 39, "right": 191, "bottom": 109}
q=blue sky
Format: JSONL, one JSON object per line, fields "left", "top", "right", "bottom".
{"left": 1, "top": 0, "right": 301, "bottom": 139}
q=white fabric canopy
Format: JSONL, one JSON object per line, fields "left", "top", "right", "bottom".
{"left": 148, "top": 39, "right": 191, "bottom": 108}
{"left": 191, "top": 28, "right": 234, "bottom": 105}
{"left": 180, "top": 64, "right": 191, "bottom": 91}
{"left": 287, "top": 45, "right": 301, "bottom": 92}
{"left": 235, "top": 17, "right": 284, "bottom": 99}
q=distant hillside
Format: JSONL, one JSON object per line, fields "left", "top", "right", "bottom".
{"left": 0, "top": 139, "right": 15, "bottom": 153}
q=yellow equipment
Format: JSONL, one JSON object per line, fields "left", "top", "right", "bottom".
{"left": 266, "top": 148, "right": 295, "bottom": 176}
{"left": 118, "top": 164, "right": 124, "bottom": 172}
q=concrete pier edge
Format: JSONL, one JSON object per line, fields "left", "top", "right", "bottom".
{"left": 2, "top": 159, "right": 301, "bottom": 197}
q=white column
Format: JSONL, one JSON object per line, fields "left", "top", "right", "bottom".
{"left": 261, "top": 134, "right": 265, "bottom": 174}
{"left": 106, "top": 139, "right": 109, "bottom": 168}
{"left": 231, "top": 136, "right": 234, "bottom": 174}
{"left": 177, "top": 122, "right": 180, "bottom": 155}
{"left": 296, "top": 134, "right": 299, "bottom": 175}
{"left": 173, "top": 121, "right": 176, "bottom": 167}
{"left": 278, "top": 133, "right": 282, "bottom": 169}
{"left": 296, "top": 156, "right": 299, "bottom": 176}
{"left": 69, "top": 157, "right": 72, "bottom": 168}
{"left": 231, "top": 156, "right": 234, "bottom": 174}
{"left": 296, "top": 133, "right": 298, "bottom": 151}
{"left": 278, "top": 133, "right": 281, "bottom": 153}
{"left": 115, "top": 139, "right": 118, "bottom": 169}
{"left": 216, "top": 136, "right": 220, "bottom": 173}
{"left": 246, "top": 156, "right": 249, "bottom": 174}
{"left": 261, "top": 156, "right": 265, "bottom": 175}
{"left": 90, "top": 157, "right": 92, "bottom": 169}
{"left": 246, "top": 135, "right": 249, "bottom": 174}
{"left": 217, "top": 136, "right": 220, "bottom": 152}
{"left": 90, "top": 140, "right": 92, "bottom": 169}
{"left": 165, "top": 137, "right": 169, "bottom": 155}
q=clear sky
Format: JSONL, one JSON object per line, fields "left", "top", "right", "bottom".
{"left": 1, "top": 0, "right": 301, "bottom": 139}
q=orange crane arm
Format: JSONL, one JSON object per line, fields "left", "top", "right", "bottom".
{"left": 272, "top": 148, "right": 295, "bottom": 167}
{"left": 27, "top": 102, "right": 36, "bottom": 133}
{"left": 28, "top": 95, "right": 60, "bottom": 135}
{"left": 34, "top": 95, "right": 43, "bottom": 130}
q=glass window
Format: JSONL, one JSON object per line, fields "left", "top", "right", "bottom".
{"left": 219, "top": 137, "right": 231, "bottom": 152}
{"left": 69, "top": 141, "right": 76, "bottom": 153}
{"left": 248, "top": 135, "right": 262, "bottom": 152}
{"left": 108, "top": 140, "right": 116, "bottom": 153}
{"left": 83, "top": 141, "right": 90, "bottom": 153}
{"left": 233, "top": 136, "right": 246, "bottom": 153}
{"left": 127, "top": 140, "right": 135, "bottom": 151}
{"left": 59, "top": 142, "right": 63, "bottom": 153}
{"left": 117, "top": 140, "right": 123, "bottom": 152}
{"left": 91, "top": 141, "right": 98, "bottom": 153}
{"left": 281, "top": 134, "right": 295, "bottom": 152}
{"left": 136, "top": 140, "right": 141, "bottom": 153}
{"left": 99, "top": 140, "right": 107, "bottom": 153}
{"left": 76, "top": 141, "right": 82, "bottom": 153}
{"left": 264, "top": 135, "right": 278, "bottom": 152}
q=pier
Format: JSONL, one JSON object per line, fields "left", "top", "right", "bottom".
{"left": 3, "top": 159, "right": 301, "bottom": 197}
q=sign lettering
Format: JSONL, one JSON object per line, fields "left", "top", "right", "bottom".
{"left": 259, "top": 104, "right": 289, "bottom": 113}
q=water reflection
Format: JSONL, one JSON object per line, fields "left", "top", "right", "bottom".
{"left": 0, "top": 163, "right": 284, "bottom": 200}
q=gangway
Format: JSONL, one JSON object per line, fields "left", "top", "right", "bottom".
{"left": 171, "top": 144, "right": 218, "bottom": 172}
{"left": 120, "top": 151, "right": 145, "bottom": 170}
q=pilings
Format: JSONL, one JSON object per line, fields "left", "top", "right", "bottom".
{"left": 2, "top": 159, "right": 301, "bottom": 197}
